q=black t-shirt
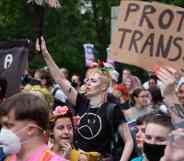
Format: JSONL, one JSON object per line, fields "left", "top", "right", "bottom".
{"left": 75, "top": 94, "right": 126, "bottom": 155}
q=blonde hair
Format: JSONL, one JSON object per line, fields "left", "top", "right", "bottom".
{"left": 23, "top": 85, "right": 53, "bottom": 108}
{"left": 86, "top": 67, "right": 112, "bottom": 90}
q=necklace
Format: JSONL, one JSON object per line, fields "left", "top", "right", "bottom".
{"left": 89, "top": 102, "right": 103, "bottom": 108}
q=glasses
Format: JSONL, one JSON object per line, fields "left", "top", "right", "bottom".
{"left": 138, "top": 95, "right": 149, "bottom": 98}
{"left": 168, "top": 132, "right": 184, "bottom": 148}
{"left": 133, "top": 126, "right": 145, "bottom": 134}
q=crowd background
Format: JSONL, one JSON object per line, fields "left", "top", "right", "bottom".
{"left": 0, "top": 0, "right": 184, "bottom": 161}
{"left": 0, "top": 36, "right": 184, "bottom": 161}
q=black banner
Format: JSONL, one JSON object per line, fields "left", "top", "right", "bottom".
{"left": 0, "top": 40, "right": 30, "bottom": 96}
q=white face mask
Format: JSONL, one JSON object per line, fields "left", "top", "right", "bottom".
{"left": 0, "top": 128, "right": 21, "bottom": 155}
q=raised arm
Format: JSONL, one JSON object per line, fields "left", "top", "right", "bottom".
{"left": 36, "top": 37, "right": 78, "bottom": 105}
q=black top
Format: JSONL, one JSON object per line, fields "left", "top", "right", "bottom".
{"left": 75, "top": 94, "right": 126, "bottom": 155}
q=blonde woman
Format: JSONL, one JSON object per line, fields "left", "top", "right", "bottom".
{"left": 36, "top": 37, "right": 133, "bottom": 161}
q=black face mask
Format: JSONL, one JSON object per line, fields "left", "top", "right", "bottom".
{"left": 143, "top": 142, "right": 166, "bottom": 161}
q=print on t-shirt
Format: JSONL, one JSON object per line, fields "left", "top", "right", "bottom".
{"left": 77, "top": 112, "right": 102, "bottom": 140}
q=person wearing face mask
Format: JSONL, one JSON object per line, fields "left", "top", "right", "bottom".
{"left": 131, "top": 111, "right": 174, "bottom": 161}
{"left": 0, "top": 92, "right": 66, "bottom": 161}
{"left": 0, "top": 127, "right": 21, "bottom": 161}
{"left": 0, "top": 149, "right": 5, "bottom": 161}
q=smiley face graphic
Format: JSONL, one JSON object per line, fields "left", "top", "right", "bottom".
{"left": 77, "top": 113, "right": 102, "bottom": 140}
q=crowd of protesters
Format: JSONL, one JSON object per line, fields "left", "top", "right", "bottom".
{"left": 0, "top": 37, "right": 184, "bottom": 161}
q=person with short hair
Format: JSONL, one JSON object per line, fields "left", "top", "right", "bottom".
{"left": 0, "top": 92, "right": 66, "bottom": 161}
{"left": 36, "top": 37, "right": 134, "bottom": 161}
{"left": 132, "top": 112, "right": 174, "bottom": 161}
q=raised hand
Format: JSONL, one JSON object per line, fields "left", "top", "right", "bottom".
{"left": 156, "top": 67, "right": 176, "bottom": 96}
{"left": 62, "top": 142, "right": 72, "bottom": 159}
{"left": 35, "top": 36, "right": 48, "bottom": 54}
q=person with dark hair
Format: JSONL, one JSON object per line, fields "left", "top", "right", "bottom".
{"left": 132, "top": 112, "right": 174, "bottom": 161}
{"left": 0, "top": 92, "right": 66, "bottom": 161}
{"left": 70, "top": 74, "right": 81, "bottom": 91}
{"left": 149, "top": 86, "right": 163, "bottom": 105}
{"left": 50, "top": 105, "right": 97, "bottom": 161}
{"left": 123, "top": 88, "right": 152, "bottom": 126}
{"left": 134, "top": 114, "right": 149, "bottom": 154}
{"left": 0, "top": 77, "right": 7, "bottom": 103}
{"left": 149, "top": 86, "right": 169, "bottom": 114}
{"left": 143, "top": 75, "right": 163, "bottom": 91}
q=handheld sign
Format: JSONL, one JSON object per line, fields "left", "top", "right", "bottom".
{"left": 83, "top": 43, "right": 95, "bottom": 67}
{"left": 109, "top": 1, "right": 184, "bottom": 71}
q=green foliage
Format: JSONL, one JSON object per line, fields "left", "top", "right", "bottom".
{"left": 0, "top": 0, "right": 184, "bottom": 79}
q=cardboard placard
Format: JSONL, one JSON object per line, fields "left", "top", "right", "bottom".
{"left": 109, "top": 1, "right": 184, "bottom": 71}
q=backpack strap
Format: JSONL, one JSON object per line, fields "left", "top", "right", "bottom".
{"left": 52, "top": 87, "right": 60, "bottom": 97}
{"left": 106, "top": 103, "right": 117, "bottom": 152}
{"left": 106, "top": 103, "right": 116, "bottom": 128}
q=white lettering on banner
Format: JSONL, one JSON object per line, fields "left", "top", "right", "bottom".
{"left": 4, "top": 54, "right": 13, "bottom": 69}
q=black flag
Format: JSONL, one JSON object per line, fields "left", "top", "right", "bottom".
{"left": 0, "top": 40, "right": 30, "bottom": 96}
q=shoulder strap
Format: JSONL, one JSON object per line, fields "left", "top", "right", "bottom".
{"left": 106, "top": 102, "right": 116, "bottom": 128}
{"left": 52, "top": 87, "right": 60, "bottom": 96}
{"left": 106, "top": 103, "right": 117, "bottom": 152}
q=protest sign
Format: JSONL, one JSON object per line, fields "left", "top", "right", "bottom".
{"left": 0, "top": 40, "right": 29, "bottom": 96}
{"left": 109, "top": 1, "right": 184, "bottom": 71}
{"left": 83, "top": 43, "right": 95, "bottom": 67}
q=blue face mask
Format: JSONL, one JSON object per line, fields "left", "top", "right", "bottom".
{"left": 0, "top": 147, "right": 6, "bottom": 161}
